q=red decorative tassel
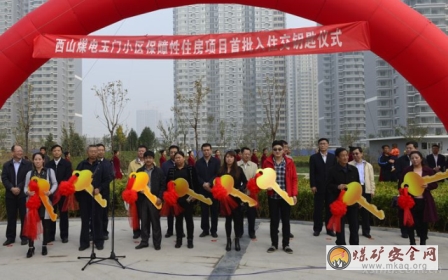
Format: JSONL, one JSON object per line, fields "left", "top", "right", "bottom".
{"left": 212, "top": 177, "right": 238, "bottom": 216}
{"left": 23, "top": 180, "right": 43, "bottom": 241}
{"left": 247, "top": 173, "right": 262, "bottom": 208}
{"left": 161, "top": 181, "right": 183, "bottom": 216}
{"left": 327, "top": 190, "right": 347, "bottom": 233}
{"left": 125, "top": 175, "right": 136, "bottom": 191}
{"left": 59, "top": 174, "right": 79, "bottom": 211}
{"left": 398, "top": 188, "right": 415, "bottom": 227}
{"left": 122, "top": 188, "right": 139, "bottom": 230}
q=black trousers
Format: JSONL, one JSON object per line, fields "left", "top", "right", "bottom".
{"left": 398, "top": 208, "right": 409, "bottom": 236}
{"left": 225, "top": 206, "right": 243, "bottom": 238}
{"left": 137, "top": 193, "right": 161, "bottom": 247}
{"left": 76, "top": 192, "right": 103, "bottom": 248}
{"left": 5, "top": 196, "right": 27, "bottom": 241}
{"left": 101, "top": 189, "right": 110, "bottom": 236}
{"left": 313, "top": 191, "right": 335, "bottom": 233}
{"left": 246, "top": 206, "right": 256, "bottom": 236}
{"left": 336, "top": 204, "right": 359, "bottom": 245}
{"left": 50, "top": 196, "right": 69, "bottom": 240}
{"left": 176, "top": 199, "right": 194, "bottom": 240}
{"left": 29, "top": 219, "right": 51, "bottom": 248}
{"left": 200, "top": 194, "right": 219, "bottom": 234}
{"left": 359, "top": 186, "right": 372, "bottom": 235}
{"left": 408, "top": 198, "right": 427, "bottom": 245}
{"left": 268, "top": 197, "right": 291, "bottom": 248}
{"left": 166, "top": 213, "right": 173, "bottom": 235}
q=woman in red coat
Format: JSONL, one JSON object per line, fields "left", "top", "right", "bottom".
{"left": 188, "top": 151, "right": 195, "bottom": 166}
{"left": 112, "top": 150, "right": 123, "bottom": 179}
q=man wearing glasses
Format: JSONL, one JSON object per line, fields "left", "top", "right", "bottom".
{"left": 349, "top": 147, "right": 375, "bottom": 238}
{"left": 309, "top": 138, "right": 337, "bottom": 237}
{"left": 262, "top": 140, "right": 298, "bottom": 254}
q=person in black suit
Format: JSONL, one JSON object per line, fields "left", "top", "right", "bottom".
{"left": 135, "top": 151, "right": 166, "bottom": 250}
{"left": 96, "top": 143, "right": 114, "bottom": 240}
{"left": 309, "top": 138, "right": 337, "bottom": 237}
{"left": 328, "top": 147, "right": 360, "bottom": 246}
{"left": 76, "top": 145, "right": 108, "bottom": 251}
{"left": 45, "top": 144, "right": 73, "bottom": 243}
{"left": 395, "top": 140, "right": 418, "bottom": 239}
{"left": 426, "top": 144, "right": 446, "bottom": 175}
{"left": 1, "top": 145, "right": 33, "bottom": 246}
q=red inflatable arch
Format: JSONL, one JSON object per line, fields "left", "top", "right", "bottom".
{"left": 0, "top": 0, "right": 447, "bottom": 126}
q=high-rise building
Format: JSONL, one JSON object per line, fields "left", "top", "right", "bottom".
{"left": 318, "top": 52, "right": 366, "bottom": 146}
{"left": 136, "top": 109, "right": 162, "bottom": 137}
{"left": 365, "top": 0, "right": 448, "bottom": 139}
{"left": 173, "top": 5, "right": 286, "bottom": 149}
{"left": 286, "top": 54, "right": 318, "bottom": 148}
{"left": 0, "top": 0, "right": 82, "bottom": 149}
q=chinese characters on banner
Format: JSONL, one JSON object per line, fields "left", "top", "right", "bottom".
{"left": 32, "top": 22, "right": 370, "bottom": 59}
{"left": 326, "top": 245, "right": 439, "bottom": 271}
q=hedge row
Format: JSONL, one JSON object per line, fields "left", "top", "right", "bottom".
{"left": 1, "top": 179, "right": 447, "bottom": 232}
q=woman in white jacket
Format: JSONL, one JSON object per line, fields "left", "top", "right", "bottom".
{"left": 349, "top": 147, "right": 375, "bottom": 239}
{"left": 24, "top": 152, "right": 57, "bottom": 258}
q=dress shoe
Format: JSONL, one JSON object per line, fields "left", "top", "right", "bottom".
{"left": 211, "top": 232, "right": 218, "bottom": 238}
{"left": 267, "top": 246, "right": 277, "bottom": 253}
{"left": 226, "top": 238, "right": 232, "bottom": 251}
{"left": 61, "top": 238, "right": 69, "bottom": 244}
{"left": 165, "top": 232, "right": 173, "bottom": 238}
{"left": 42, "top": 246, "right": 48, "bottom": 256}
{"left": 283, "top": 246, "right": 293, "bottom": 254}
{"left": 362, "top": 233, "right": 372, "bottom": 239}
{"left": 26, "top": 247, "right": 35, "bottom": 258}
{"left": 48, "top": 238, "right": 55, "bottom": 243}
{"left": 199, "top": 232, "right": 209, "bottom": 237}
{"left": 3, "top": 239, "right": 14, "bottom": 246}
{"left": 175, "top": 239, "right": 182, "bottom": 248}
{"left": 135, "top": 243, "right": 149, "bottom": 250}
{"left": 313, "top": 231, "right": 320, "bottom": 237}
{"left": 289, "top": 233, "right": 294, "bottom": 238}
{"left": 96, "top": 244, "right": 104, "bottom": 250}
{"left": 103, "top": 235, "right": 109, "bottom": 240}
{"left": 401, "top": 234, "right": 409, "bottom": 239}
{"left": 154, "top": 245, "right": 161, "bottom": 251}
{"left": 249, "top": 234, "right": 256, "bottom": 239}
{"left": 187, "top": 239, "right": 194, "bottom": 249}
{"left": 234, "top": 238, "right": 241, "bottom": 251}
{"left": 21, "top": 240, "right": 28, "bottom": 246}
{"left": 79, "top": 245, "right": 90, "bottom": 251}
{"left": 133, "top": 232, "right": 141, "bottom": 239}
{"left": 327, "top": 231, "right": 336, "bottom": 237}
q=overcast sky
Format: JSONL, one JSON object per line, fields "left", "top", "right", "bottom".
{"left": 82, "top": 8, "right": 315, "bottom": 137}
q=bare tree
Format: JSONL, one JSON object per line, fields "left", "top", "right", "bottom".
{"left": 395, "top": 118, "right": 429, "bottom": 145}
{"left": 174, "top": 78, "right": 210, "bottom": 157}
{"left": 339, "top": 128, "right": 361, "bottom": 148}
{"left": 15, "top": 83, "right": 39, "bottom": 155}
{"left": 93, "top": 80, "right": 129, "bottom": 152}
{"left": 256, "top": 77, "right": 287, "bottom": 143}
{"left": 172, "top": 107, "right": 188, "bottom": 151}
{"left": 157, "top": 118, "right": 178, "bottom": 150}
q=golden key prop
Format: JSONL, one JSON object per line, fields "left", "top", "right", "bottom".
{"left": 401, "top": 171, "right": 448, "bottom": 197}
{"left": 219, "top": 175, "right": 257, "bottom": 207}
{"left": 174, "top": 178, "right": 212, "bottom": 205}
{"left": 344, "top": 182, "right": 385, "bottom": 220}
{"left": 32, "top": 176, "right": 57, "bottom": 222}
{"left": 255, "top": 168, "right": 294, "bottom": 206}
{"left": 130, "top": 172, "right": 162, "bottom": 210}
{"left": 73, "top": 170, "right": 107, "bottom": 208}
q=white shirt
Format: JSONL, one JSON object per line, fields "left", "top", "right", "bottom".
{"left": 320, "top": 152, "right": 327, "bottom": 163}
{"left": 355, "top": 160, "right": 365, "bottom": 185}
{"left": 433, "top": 154, "right": 439, "bottom": 166}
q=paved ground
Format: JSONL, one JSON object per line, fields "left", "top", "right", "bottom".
{"left": 0, "top": 218, "right": 446, "bottom": 279}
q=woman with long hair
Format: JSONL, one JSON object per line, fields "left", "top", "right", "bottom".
{"left": 399, "top": 151, "right": 438, "bottom": 245}
{"left": 24, "top": 152, "right": 57, "bottom": 258}
{"left": 217, "top": 150, "right": 247, "bottom": 251}
{"left": 112, "top": 150, "right": 123, "bottom": 179}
